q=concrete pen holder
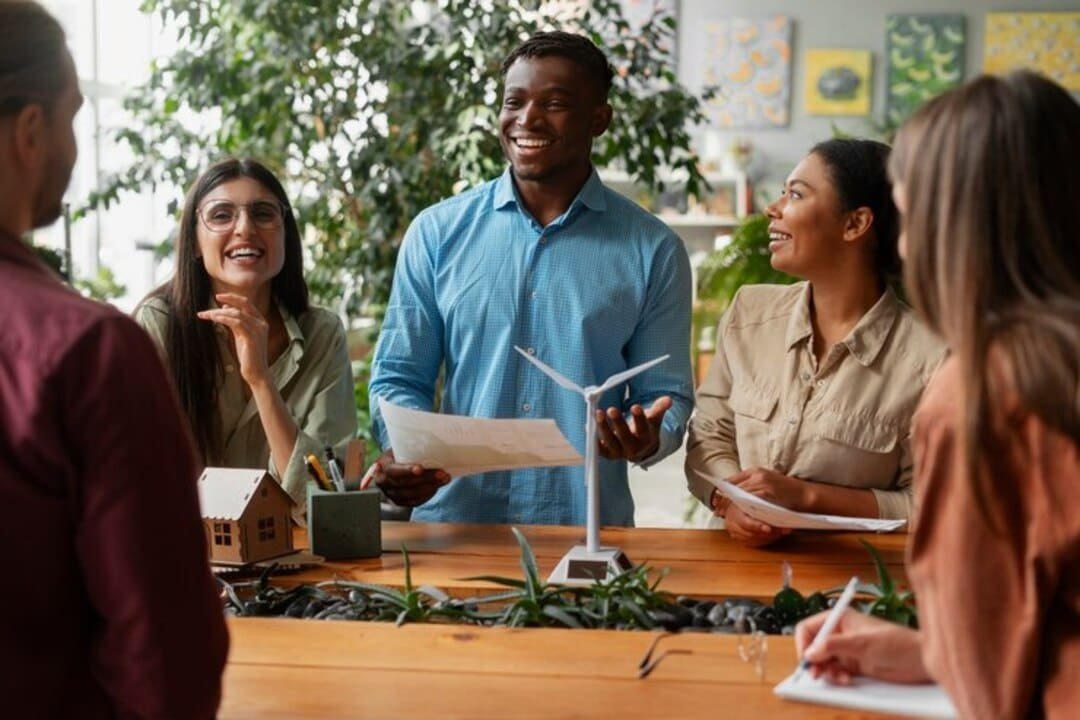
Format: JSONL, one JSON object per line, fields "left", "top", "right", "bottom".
{"left": 306, "top": 484, "right": 382, "bottom": 560}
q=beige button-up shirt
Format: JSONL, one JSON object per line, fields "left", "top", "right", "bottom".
{"left": 686, "top": 282, "right": 944, "bottom": 520}
{"left": 135, "top": 297, "right": 357, "bottom": 514}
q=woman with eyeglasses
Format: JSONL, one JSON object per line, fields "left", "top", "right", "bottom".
{"left": 135, "top": 158, "right": 356, "bottom": 514}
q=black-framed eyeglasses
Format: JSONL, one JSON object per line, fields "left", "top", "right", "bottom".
{"left": 197, "top": 200, "right": 289, "bottom": 233}
{"left": 636, "top": 629, "right": 768, "bottom": 680}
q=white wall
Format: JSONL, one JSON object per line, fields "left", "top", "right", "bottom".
{"left": 676, "top": 0, "right": 1079, "bottom": 190}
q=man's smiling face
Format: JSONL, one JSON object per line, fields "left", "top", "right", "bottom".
{"left": 498, "top": 54, "right": 610, "bottom": 184}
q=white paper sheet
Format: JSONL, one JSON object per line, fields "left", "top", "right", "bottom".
{"left": 775, "top": 671, "right": 956, "bottom": 719}
{"left": 713, "top": 479, "right": 907, "bottom": 532}
{"left": 378, "top": 398, "right": 582, "bottom": 478}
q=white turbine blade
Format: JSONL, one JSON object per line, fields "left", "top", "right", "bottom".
{"left": 514, "top": 346, "right": 585, "bottom": 395}
{"left": 594, "top": 354, "right": 670, "bottom": 395}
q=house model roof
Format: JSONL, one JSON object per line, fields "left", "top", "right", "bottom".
{"left": 198, "top": 467, "right": 294, "bottom": 520}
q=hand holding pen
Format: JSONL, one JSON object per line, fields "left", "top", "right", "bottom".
{"left": 794, "top": 577, "right": 931, "bottom": 685}
{"left": 793, "top": 576, "right": 859, "bottom": 683}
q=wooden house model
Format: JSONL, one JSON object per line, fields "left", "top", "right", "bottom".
{"left": 198, "top": 467, "right": 295, "bottom": 565}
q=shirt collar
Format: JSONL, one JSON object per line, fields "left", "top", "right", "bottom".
{"left": 279, "top": 301, "right": 305, "bottom": 356}
{"left": 784, "top": 282, "right": 815, "bottom": 350}
{"left": 492, "top": 166, "right": 608, "bottom": 215}
{"left": 786, "top": 284, "right": 901, "bottom": 367}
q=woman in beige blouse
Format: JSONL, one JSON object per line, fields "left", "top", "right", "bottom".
{"left": 135, "top": 159, "right": 356, "bottom": 512}
{"left": 796, "top": 71, "right": 1078, "bottom": 719}
{"left": 686, "top": 138, "right": 943, "bottom": 546}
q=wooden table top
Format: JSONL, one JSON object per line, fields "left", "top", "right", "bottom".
{"left": 280, "top": 521, "right": 910, "bottom": 603}
{"left": 222, "top": 617, "right": 909, "bottom": 719}
{"left": 220, "top": 522, "right": 913, "bottom": 718}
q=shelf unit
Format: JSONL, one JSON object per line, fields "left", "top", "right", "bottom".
{"left": 599, "top": 169, "right": 749, "bottom": 256}
{"left": 599, "top": 169, "right": 749, "bottom": 229}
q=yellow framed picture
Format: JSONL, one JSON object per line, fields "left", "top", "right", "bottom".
{"left": 984, "top": 12, "right": 1079, "bottom": 90}
{"left": 804, "top": 49, "right": 873, "bottom": 115}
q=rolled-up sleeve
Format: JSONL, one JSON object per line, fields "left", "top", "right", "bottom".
{"left": 870, "top": 429, "right": 915, "bottom": 520}
{"left": 273, "top": 317, "right": 357, "bottom": 509}
{"left": 685, "top": 308, "right": 742, "bottom": 507}
{"left": 369, "top": 212, "right": 446, "bottom": 451}
{"left": 627, "top": 234, "right": 695, "bottom": 469}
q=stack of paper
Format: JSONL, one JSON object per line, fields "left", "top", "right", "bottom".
{"left": 378, "top": 398, "right": 582, "bottom": 477}
{"left": 713, "top": 479, "right": 907, "bottom": 532}
{"left": 775, "top": 670, "right": 957, "bottom": 718}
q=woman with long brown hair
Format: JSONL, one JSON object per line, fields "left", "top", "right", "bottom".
{"left": 796, "top": 70, "right": 1079, "bottom": 718}
{"left": 136, "top": 159, "right": 356, "bottom": 513}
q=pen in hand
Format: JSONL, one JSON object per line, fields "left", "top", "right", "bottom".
{"left": 795, "top": 575, "right": 860, "bottom": 681}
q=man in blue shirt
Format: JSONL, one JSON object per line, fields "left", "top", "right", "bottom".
{"left": 368, "top": 31, "right": 693, "bottom": 525}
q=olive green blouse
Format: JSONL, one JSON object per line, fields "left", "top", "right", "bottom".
{"left": 135, "top": 297, "right": 357, "bottom": 515}
{"left": 686, "top": 282, "right": 944, "bottom": 520}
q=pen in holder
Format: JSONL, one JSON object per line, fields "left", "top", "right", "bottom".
{"left": 306, "top": 484, "right": 381, "bottom": 560}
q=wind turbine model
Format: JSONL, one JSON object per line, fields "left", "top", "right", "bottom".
{"left": 515, "top": 346, "right": 669, "bottom": 585}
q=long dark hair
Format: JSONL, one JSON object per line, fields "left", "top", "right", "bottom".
{"left": 143, "top": 158, "right": 308, "bottom": 462}
{"left": 810, "top": 138, "right": 900, "bottom": 286}
{"left": 890, "top": 71, "right": 1080, "bottom": 531}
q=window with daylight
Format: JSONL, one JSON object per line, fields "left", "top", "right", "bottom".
{"left": 34, "top": 1, "right": 175, "bottom": 311}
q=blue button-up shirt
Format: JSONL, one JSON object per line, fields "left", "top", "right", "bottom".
{"left": 370, "top": 167, "right": 693, "bottom": 526}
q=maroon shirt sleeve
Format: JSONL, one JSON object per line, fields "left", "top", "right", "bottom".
{"left": 61, "top": 314, "right": 228, "bottom": 718}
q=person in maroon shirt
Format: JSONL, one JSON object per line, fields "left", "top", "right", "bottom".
{"left": 0, "top": 3, "right": 228, "bottom": 717}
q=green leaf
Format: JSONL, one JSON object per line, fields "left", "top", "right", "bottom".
{"left": 401, "top": 543, "right": 413, "bottom": 594}
{"left": 542, "top": 604, "right": 583, "bottom": 628}
{"left": 859, "top": 539, "right": 894, "bottom": 596}
{"left": 511, "top": 526, "right": 543, "bottom": 601}
{"left": 455, "top": 575, "right": 527, "bottom": 589}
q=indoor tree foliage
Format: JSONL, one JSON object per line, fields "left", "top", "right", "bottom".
{"left": 86, "top": 0, "right": 712, "bottom": 318}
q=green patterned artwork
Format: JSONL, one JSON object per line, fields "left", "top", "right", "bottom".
{"left": 886, "top": 15, "right": 965, "bottom": 126}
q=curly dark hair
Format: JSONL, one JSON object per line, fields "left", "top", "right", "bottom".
{"left": 810, "top": 138, "right": 900, "bottom": 284}
{"left": 501, "top": 31, "right": 614, "bottom": 101}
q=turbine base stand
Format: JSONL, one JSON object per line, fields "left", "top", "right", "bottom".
{"left": 547, "top": 544, "right": 634, "bottom": 586}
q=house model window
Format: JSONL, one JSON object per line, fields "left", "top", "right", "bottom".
{"left": 258, "top": 517, "right": 276, "bottom": 542}
{"left": 213, "top": 522, "right": 232, "bottom": 546}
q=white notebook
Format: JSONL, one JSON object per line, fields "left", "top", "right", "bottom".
{"left": 774, "top": 671, "right": 957, "bottom": 719}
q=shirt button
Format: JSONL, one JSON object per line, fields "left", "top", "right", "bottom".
{"left": 522, "top": 403, "right": 532, "bottom": 412}
{"left": 539, "top": 237, "right": 547, "bottom": 245}
{"left": 801, "top": 372, "right": 810, "bottom": 382}
{"left": 816, "top": 380, "right": 825, "bottom": 387}
{"left": 530, "top": 291, "right": 538, "bottom": 300}
{"left": 225, "top": 364, "right": 235, "bottom": 373}
{"left": 526, "top": 347, "right": 536, "bottom": 355}
{"left": 788, "top": 415, "right": 797, "bottom": 425}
